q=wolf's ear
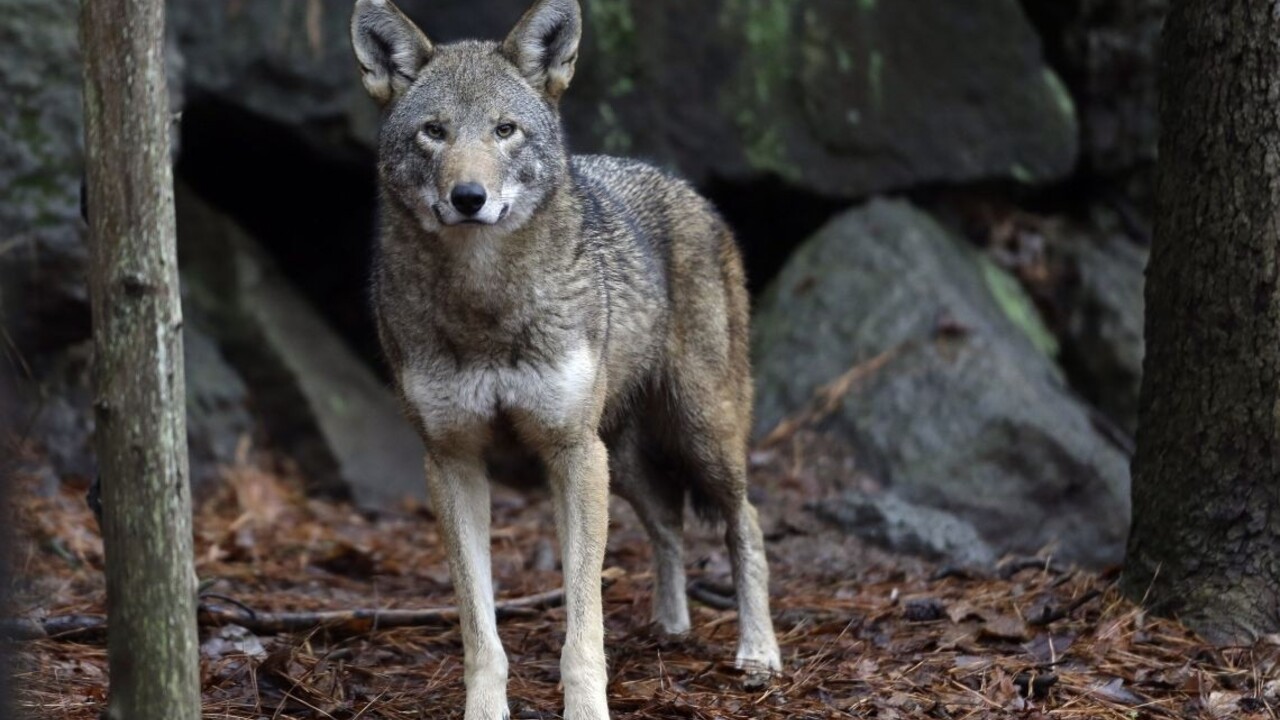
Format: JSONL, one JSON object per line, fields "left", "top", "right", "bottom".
{"left": 351, "top": 0, "right": 434, "bottom": 105}
{"left": 502, "top": 0, "right": 582, "bottom": 102}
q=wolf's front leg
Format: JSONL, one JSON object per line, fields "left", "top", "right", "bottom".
{"left": 425, "top": 452, "right": 510, "bottom": 720}
{"left": 547, "top": 437, "right": 611, "bottom": 720}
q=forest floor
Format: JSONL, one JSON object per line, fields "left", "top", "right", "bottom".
{"left": 6, "top": 438, "right": 1279, "bottom": 720}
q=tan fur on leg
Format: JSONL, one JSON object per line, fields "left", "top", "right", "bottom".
{"left": 426, "top": 452, "right": 510, "bottom": 720}
{"left": 726, "top": 502, "right": 781, "bottom": 682}
{"left": 547, "top": 438, "right": 611, "bottom": 720}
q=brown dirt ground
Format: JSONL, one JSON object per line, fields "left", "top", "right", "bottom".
{"left": 7, "top": 437, "right": 1279, "bottom": 720}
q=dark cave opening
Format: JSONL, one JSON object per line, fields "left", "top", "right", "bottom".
{"left": 175, "top": 97, "right": 384, "bottom": 372}
{"left": 701, "top": 175, "right": 847, "bottom": 296}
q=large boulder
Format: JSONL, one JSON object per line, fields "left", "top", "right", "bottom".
{"left": 0, "top": 0, "right": 241, "bottom": 492}
{"left": 24, "top": 327, "right": 255, "bottom": 495}
{"left": 171, "top": 0, "right": 391, "bottom": 149}
{"left": 1, "top": 0, "right": 185, "bottom": 356}
{"left": 170, "top": 0, "right": 1078, "bottom": 197}
{"left": 753, "top": 199, "right": 1131, "bottom": 568}
{"left": 183, "top": 327, "right": 255, "bottom": 488}
{"left": 0, "top": 1, "right": 419, "bottom": 504}
{"left": 697, "top": 0, "right": 1079, "bottom": 194}
{"left": 0, "top": 0, "right": 89, "bottom": 354}
{"left": 176, "top": 186, "right": 426, "bottom": 511}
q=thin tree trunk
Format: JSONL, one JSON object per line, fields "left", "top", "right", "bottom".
{"left": 81, "top": 0, "right": 200, "bottom": 716}
{"left": 1122, "top": 0, "right": 1280, "bottom": 644}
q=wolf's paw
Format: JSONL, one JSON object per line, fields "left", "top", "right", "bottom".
{"left": 739, "top": 664, "right": 776, "bottom": 690}
{"left": 650, "top": 618, "right": 692, "bottom": 638}
{"left": 735, "top": 643, "right": 782, "bottom": 689}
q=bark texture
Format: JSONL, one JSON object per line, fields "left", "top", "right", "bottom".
{"left": 81, "top": 0, "right": 201, "bottom": 716}
{"left": 1122, "top": 0, "right": 1280, "bottom": 644}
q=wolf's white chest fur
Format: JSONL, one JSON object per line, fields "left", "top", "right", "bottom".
{"left": 401, "top": 344, "right": 597, "bottom": 435}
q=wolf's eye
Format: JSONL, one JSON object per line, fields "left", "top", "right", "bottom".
{"left": 422, "top": 122, "right": 446, "bottom": 140}
{"left": 495, "top": 123, "right": 517, "bottom": 139}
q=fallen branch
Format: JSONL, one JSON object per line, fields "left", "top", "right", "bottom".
{"left": 4, "top": 568, "right": 625, "bottom": 642}
{"left": 758, "top": 345, "right": 902, "bottom": 449}
{"left": 196, "top": 585, "right": 565, "bottom": 635}
{"left": 1, "top": 615, "right": 110, "bottom": 642}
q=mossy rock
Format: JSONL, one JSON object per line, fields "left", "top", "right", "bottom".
{"left": 0, "top": 0, "right": 88, "bottom": 351}
{"left": 169, "top": 0, "right": 1078, "bottom": 198}
{"left": 753, "top": 199, "right": 1130, "bottom": 568}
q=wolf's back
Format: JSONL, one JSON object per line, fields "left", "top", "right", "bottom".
{"left": 570, "top": 151, "right": 752, "bottom": 416}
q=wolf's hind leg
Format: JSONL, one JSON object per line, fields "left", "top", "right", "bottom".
{"left": 629, "top": 487, "right": 689, "bottom": 634}
{"left": 724, "top": 497, "right": 781, "bottom": 682}
{"left": 611, "top": 423, "right": 690, "bottom": 634}
{"left": 667, "top": 375, "right": 781, "bottom": 684}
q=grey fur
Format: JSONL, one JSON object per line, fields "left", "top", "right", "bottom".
{"left": 352, "top": 1, "right": 781, "bottom": 717}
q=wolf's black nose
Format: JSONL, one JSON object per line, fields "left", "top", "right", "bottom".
{"left": 450, "top": 183, "right": 487, "bottom": 216}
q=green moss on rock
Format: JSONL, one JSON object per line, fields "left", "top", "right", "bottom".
{"left": 584, "top": 0, "right": 636, "bottom": 80}
{"left": 979, "top": 256, "right": 1060, "bottom": 358}
{"left": 720, "top": 0, "right": 802, "bottom": 180}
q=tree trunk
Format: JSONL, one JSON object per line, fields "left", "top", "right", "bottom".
{"left": 1122, "top": 0, "right": 1280, "bottom": 644}
{"left": 81, "top": 0, "right": 201, "bottom": 716}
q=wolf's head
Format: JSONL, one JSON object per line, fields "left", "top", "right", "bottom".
{"left": 351, "top": 0, "right": 580, "bottom": 236}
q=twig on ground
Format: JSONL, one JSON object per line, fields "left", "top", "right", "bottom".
{"left": 5, "top": 568, "right": 625, "bottom": 642}
{"left": 758, "top": 345, "right": 903, "bottom": 449}
{"left": 1, "top": 616, "right": 109, "bottom": 642}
